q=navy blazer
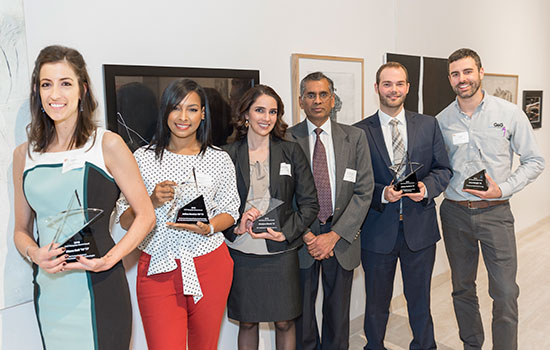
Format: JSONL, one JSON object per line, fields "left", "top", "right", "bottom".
{"left": 354, "top": 111, "right": 452, "bottom": 253}
{"left": 222, "top": 136, "right": 319, "bottom": 253}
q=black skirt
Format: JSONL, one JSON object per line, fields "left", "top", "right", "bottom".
{"left": 227, "top": 247, "right": 302, "bottom": 322}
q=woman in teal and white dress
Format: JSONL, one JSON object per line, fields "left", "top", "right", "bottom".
{"left": 12, "top": 45, "right": 155, "bottom": 350}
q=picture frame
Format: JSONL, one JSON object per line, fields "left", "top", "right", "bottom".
{"left": 522, "top": 90, "right": 542, "bottom": 129}
{"left": 482, "top": 73, "right": 519, "bottom": 104}
{"left": 103, "top": 64, "right": 260, "bottom": 150}
{"left": 291, "top": 53, "right": 364, "bottom": 125}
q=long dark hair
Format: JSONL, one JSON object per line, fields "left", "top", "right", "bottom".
{"left": 28, "top": 45, "right": 97, "bottom": 153}
{"left": 148, "top": 79, "right": 212, "bottom": 160}
{"left": 232, "top": 84, "right": 287, "bottom": 141}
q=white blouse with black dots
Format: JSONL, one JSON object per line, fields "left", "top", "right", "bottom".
{"left": 116, "top": 146, "right": 240, "bottom": 303}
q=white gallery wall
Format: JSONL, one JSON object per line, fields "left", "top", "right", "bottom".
{"left": 1, "top": 0, "right": 548, "bottom": 349}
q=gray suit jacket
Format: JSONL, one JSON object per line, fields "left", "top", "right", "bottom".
{"left": 288, "top": 119, "right": 374, "bottom": 270}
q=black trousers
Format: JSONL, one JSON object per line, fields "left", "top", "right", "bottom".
{"left": 296, "top": 222, "right": 354, "bottom": 350}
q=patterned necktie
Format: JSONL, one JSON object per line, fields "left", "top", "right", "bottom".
{"left": 390, "top": 119, "right": 406, "bottom": 176}
{"left": 313, "top": 127, "right": 333, "bottom": 223}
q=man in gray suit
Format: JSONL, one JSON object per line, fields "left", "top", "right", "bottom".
{"left": 288, "top": 72, "right": 374, "bottom": 350}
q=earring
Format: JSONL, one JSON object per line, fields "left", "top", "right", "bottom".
{"left": 41, "top": 106, "right": 45, "bottom": 114}
{"left": 79, "top": 100, "right": 84, "bottom": 112}
{"left": 245, "top": 120, "right": 249, "bottom": 127}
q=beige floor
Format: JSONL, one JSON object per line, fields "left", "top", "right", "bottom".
{"left": 349, "top": 216, "right": 550, "bottom": 349}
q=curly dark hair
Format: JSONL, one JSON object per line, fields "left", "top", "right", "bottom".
{"left": 232, "top": 85, "right": 288, "bottom": 141}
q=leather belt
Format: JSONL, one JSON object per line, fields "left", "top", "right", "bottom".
{"left": 448, "top": 199, "right": 509, "bottom": 209}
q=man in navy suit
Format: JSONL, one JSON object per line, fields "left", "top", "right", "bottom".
{"left": 354, "top": 62, "right": 452, "bottom": 349}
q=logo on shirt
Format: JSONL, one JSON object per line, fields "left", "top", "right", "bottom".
{"left": 493, "top": 122, "right": 504, "bottom": 128}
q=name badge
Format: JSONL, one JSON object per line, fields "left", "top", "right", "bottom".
{"left": 280, "top": 162, "right": 292, "bottom": 176}
{"left": 452, "top": 132, "right": 469, "bottom": 145}
{"left": 195, "top": 172, "right": 213, "bottom": 187}
{"left": 343, "top": 168, "right": 357, "bottom": 183}
{"left": 62, "top": 158, "right": 85, "bottom": 173}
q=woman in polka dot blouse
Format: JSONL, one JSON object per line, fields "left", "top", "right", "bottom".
{"left": 117, "top": 79, "right": 240, "bottom": 350}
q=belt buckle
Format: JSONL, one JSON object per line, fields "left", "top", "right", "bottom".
{"left": 399, "top": 214, "right": 403, "bottom": 221}
{"left": 467, "top": 201, "right": 474, "bottom": 209}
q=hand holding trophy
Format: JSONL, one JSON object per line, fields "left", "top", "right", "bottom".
{"left": 166, "top": 167, "right": 210, "bottom": 233}
{"left": 389, "top": 153, "right": 424, "bottom": 194}
{"left": 45, "top": 190, "right": 103, "bottom": 262}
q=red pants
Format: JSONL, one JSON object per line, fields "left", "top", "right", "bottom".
{"left": 137, "top": 243, "right": 234, "bottom": 350}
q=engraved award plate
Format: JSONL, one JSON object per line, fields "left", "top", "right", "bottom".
{"left": 167, "top": 167, "right": 210, "bottom": 225}
{"left": 463, "top": 169, "right": 488, "bottom": 191}
{"left": 389, "top": 156, "right": 424, "bottom": 194}
{"left": 247, "top": 197, "right": 284, "bottom": 233}
{"left": 45, "top": 190, "right": 103, "bottom": 262}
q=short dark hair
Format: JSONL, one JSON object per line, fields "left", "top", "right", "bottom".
{"left": 448, "top": 48, "right": 482, "bottom": 72}
{"left": 299, "top": 72, "right": 334, "bottom": 96}
{"left": 149, "top": 79, "right": 212, "bottom": 160}
{"left": 232, "top": 85, "right": 288, "bottom": 140}
{"left": 28, "top": 45, "right": 97, "bottom": 153}
{"left": 376, "top": 62, "right": 409, "bottom": 84}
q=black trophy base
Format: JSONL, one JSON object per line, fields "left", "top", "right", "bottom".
{"left": 252, "top": 214, "right": 280, "bottom": 233}
{"left": 60, "top": 232, "right": 99, "bottom": 262}
{"left": 463, "top": 170, "right": 488, "bottom": 191}
{"left": 393, "top": 171, "right": 420, "bottom": 194}
{"left": 175, "top": 195, "right": 210, "bottom": 224}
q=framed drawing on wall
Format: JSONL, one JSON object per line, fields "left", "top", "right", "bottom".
{"left": 103, "top": 64, "right": 260, "bottom": 150}
{"left": 522, "top": 90, "right": 542, "bottom": 129}
{"left": 291, "top": 53, "right": 364, "bottom": 125}
{"left": 482, "top": 73, "right": 519, "bottom": 104}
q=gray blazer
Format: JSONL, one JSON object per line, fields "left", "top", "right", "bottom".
{"left": 288, "top": 120, "right": 374, "bottom": 270}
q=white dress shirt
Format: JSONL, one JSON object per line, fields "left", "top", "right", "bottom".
{"left": 378, "top": 108, "right": 408, "bottom": 163}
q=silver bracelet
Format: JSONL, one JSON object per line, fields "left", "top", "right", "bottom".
{"left": 24, "top": 245, "right": 34, "bottom": 263}
{"left": 207, "top": 223, "right": 215, "bottom": 237}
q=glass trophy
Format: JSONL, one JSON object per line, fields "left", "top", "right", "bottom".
{"left": 167, "top": 167, "right": 210, "bottom": 225}
{"left": 389, "top": 155, "right": 424, "bottom": 194}
{"left": 247, "top": 197, "right": 284, "bottom": 233}
{"left": 45, "top": 190, "right": 103, "bottom": 262}
{"left": 463, "top": 159, "right": 488, "bottom": 191}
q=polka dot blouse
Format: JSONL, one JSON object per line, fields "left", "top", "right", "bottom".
{"left": 116, "top": 146, "right": 240, "bottom": 302}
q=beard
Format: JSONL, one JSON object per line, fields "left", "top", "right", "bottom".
{"left": 379, "top": 93, "right": 406, "bottom": 109}
{"left": 453, "top": 78, "right": 481, "bottom": 99}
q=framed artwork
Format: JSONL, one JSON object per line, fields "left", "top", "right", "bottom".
{"left": 291, "top": 53, "right": 364, "bottom": 125}
{"left": 385, "top": 53, "right": 455, "bottom": 116}
{"left": 103, "top": 65, "right": 260, "bottom": 150}
{"left": 522, "top": 90, "right": 542, "bottom": 129}
{"left": 482, "top": 73, "right": 519, "bottom": 104}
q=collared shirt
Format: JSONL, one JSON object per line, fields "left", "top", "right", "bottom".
{"left": 436, "top": 91, "right": 544, "bottom": 201}
{"left": 306, "top": 118, "right": 336, "bottom": 212}
{"left": 378, "top": 108, "right": 408, "bottom": 163}
{"left": 378, "top": 109, "right": 407, "bottom": 204}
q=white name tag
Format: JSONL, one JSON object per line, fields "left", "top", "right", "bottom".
{"left": 343, "top": 168, "right": 357, "bottom": 183}
{"left": 62, "top": 158, "right": 85, "bottom": 173}
{"left": 280, "top": 162, "right": 292, "bottom": 176}
{"left": 195, "top": 172, "right": 213, "bottom": 187}
{"left": 452, "top": 132, "right": 469, "bottom": 145}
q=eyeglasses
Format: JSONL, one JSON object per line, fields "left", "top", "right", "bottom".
{"left": 302, "top": 91, "right": 332, "bottom": 101}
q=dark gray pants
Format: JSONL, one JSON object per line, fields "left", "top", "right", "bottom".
{"left": 440, "top": 199, "right": 519, "bottom": 350}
